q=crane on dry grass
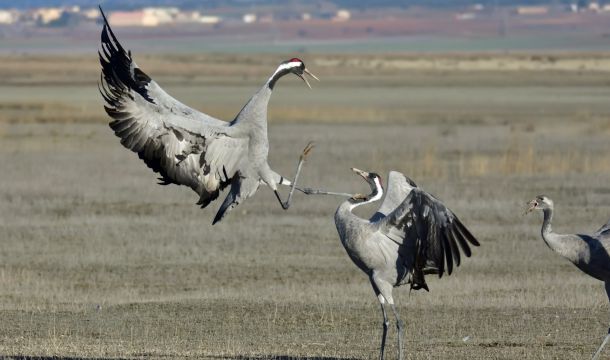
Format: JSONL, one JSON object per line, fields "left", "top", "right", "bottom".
{"left": 304, "top": 169, "right": 480, "bottom": 360}
{"left": 526, "top": 195, "right": 610, "bottom": 360}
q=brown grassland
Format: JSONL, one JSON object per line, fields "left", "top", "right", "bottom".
{"left": 1, "top": 53, "right": 610, "bottom": 359}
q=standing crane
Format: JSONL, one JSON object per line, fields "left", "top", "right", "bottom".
{"left": 304, "top": 168, "right": 480, "bottom": 360}
{"left": 98, "top": 7, "right": 318, "bottom": 224}
{"left": 526, "top": 195, "right": 610, "bottom": 360}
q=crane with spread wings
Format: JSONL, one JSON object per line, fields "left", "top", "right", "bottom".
{"left": 98, "top": 7, "right": 318, "bottom": 224}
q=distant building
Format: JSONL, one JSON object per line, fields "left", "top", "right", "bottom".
{"left": 108, "top": 8, "right": 178, "bottom": 27}
{"left": 199, "top": 16, "right": 221, "bottom": 24}
{"left": 108, "top": 11, "right": 146, "bottom": 26}
{"left": 455, "top": 12, "right": 476, "bottom": 20}
{"left": 33, "top": 8, "right": 62, "bottom": 24}
{"left": 143, "top": 7, "right": 178, "bottom": 25}
{"left": 243, "top": 13, "right": 256, "bottom": 24}
{"left": 82, "top": 8, "right": 100, "bottom": 20}
{"left": 333, "top": 9, "right": 351, "bottom": 21}
{"left": 0, "top": 10, "right": 15, "bottom": 24}
{"left": 515, "top": 6, "right": 549, "bottom": 15}
{"left": 173, "top": 11, "right": 220, "bottom": 24}
{"left": 589, "top": 2, "right": 600, "bottom": 11}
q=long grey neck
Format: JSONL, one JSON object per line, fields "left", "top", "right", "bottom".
{"left": 335, "top": 199, "right": 367, "bottom": 240}
{"left": 232, "top": 64, "right": 296, "bottom": 127}
{"left": 336, "top": 196, "right": 377, "bottom": 222}
{"left": 336, "top": 180, "right": 383, "bottom": 223}
{"left": 541, "top": 208, "right": 553, "bottom": 237}
{"left": 539, "top": 207, "right": 581, "bottom": 262}
{"left": 232, "top": 86, "right": 272, "bottom": 130}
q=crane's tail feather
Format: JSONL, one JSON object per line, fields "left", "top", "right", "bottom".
{"left": 213, "top": 197, "right": 237, "bottom": 225}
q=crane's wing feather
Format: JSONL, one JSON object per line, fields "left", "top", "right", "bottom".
{"left": 212, "top": 174, "right": 260, "bottom": 225}
{"left": 379, "top": 186, "right": 480, "bottom": 289}
{"left": 370, "top": 171, "right": 417, "bottom": 222}
{"left": 99, "top": 10, "right": 248, "bottom": 207}
{"left": 594, "top": 219, "right": 610, "bottom": 239}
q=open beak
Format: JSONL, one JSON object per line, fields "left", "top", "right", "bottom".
{"left": 298, "top": 68, "right": 320, "bottom": 89}
{"left": 524, "top": 200, "right": 537, "bottom": 215}
{"left": 350, "top": 168, "right": 372, "bottom": 201}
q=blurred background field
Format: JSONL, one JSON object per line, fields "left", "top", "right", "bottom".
{"left": 1, "top": 1, "right": 610, "bottom": 359}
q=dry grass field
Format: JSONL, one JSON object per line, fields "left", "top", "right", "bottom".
{"left": 1, "top": 53, "right": 610, "bottom": 359}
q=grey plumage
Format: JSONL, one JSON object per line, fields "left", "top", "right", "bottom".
{"left": 526, "top": 195, "right": 610, "bottom": 360}
{"left": 98, "top": 7, "right": 317, "bottom": 224}
{"left": 315, "top": 168, "right": 480, "bottom": 360}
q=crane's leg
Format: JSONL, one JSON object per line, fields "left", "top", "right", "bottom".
{"left": 592, "top": 281, "right": 610, "bottom": 360}
{"left": 274, "top": 141, "right": 314, "bottom": 210}
{"left": 370, "top": 279, "right": 390, "bottom": 360}
{"left": 372, "top": 275, "right": 401, "bottom": 360}
{"left": 391, "top": 303, "right": 405, "bottom": 360}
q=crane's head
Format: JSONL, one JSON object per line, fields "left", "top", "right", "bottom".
{"left": 268, "top": 58, "right": 319, "bottom": 89}
{"left": 525, "top": 195, "right": 554, "bottom": 214}
{"left": 350, "top": 168, "right": 383, "bottom": 202}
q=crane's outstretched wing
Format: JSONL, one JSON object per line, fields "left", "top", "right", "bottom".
{"left": 370, "top": 171, "right": 417, "bottom": 222}
{"left": 380, "top": 185, "right": 480, "bottom": 289}
{"left": 98, "top": 9, "right": 248, "bottom": 208}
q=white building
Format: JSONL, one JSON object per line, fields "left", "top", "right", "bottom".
{"left": 33, "top": 8, "right": 62, "bottom": 24}
{"left": 199, "top": 16, "right": 221, "bottom": 24}
{"left": 243, "top": 13, "right": 257, "bottom": 24}
{"left": 0, "top": 10, "right": 15, "bottom": 24}
{"left": 143, "top": 7, "right": 178, "bottom": 25}
{"left": 82, "top": 8, "right": 100, "bottom": 20}
{"left": 333, "top": 9, "right": 351, "bottom": 21}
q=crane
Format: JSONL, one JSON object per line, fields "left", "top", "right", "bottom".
{"left": 526, "top": 195, "right": 610, "bottom": 360}
{"left": 98, "top": 7, "right": 318, "bottom": 224}
{"left": 304, "top": 168, "right": 480, "bottom": 360}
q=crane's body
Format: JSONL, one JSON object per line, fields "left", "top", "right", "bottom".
{"left": 307, "top": 168, "right": 480, "bottom": 360}
{"left": 527, "top": 195, "right": 610, "bottom": 360}
{"left": 98, "top": 7, "right": 317, "bottom": 224}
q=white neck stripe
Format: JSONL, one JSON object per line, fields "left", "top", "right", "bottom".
{"left": 268, "top": 61, "right": 302, "bottom": 83}
{"left": 349, "top": 177, "right": 384, "bottom": 210}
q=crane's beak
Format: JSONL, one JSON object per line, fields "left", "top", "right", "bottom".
{"left": 524, "top": 199, "right": 537, "bottom": 215}
{"left": 298, "top": 68, "right": 320, "bottom": 89}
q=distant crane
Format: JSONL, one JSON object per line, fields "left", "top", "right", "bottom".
{"left": 526, "top": 195, "right": 610, "bottom": 360}
{"left": 304, "top": 169, "right": 480, "bottom": 360}
{"left": 98, "top": 7, "right": 318, "bottom": 224}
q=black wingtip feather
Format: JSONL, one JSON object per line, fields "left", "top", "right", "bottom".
{"left": 445, "top": 227, "right": 461, "bottom": 268}
{"left": 448, "top": 223, "right": 469, "bottom": 257}
{"left": 456, "top": 219, "right": 480, "bottom": 247}
{"left": 441, "top": 229, "right": 453, "bottom": 276}
{"left": 98, "top": 10, "right": 155, "bottom": 106}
